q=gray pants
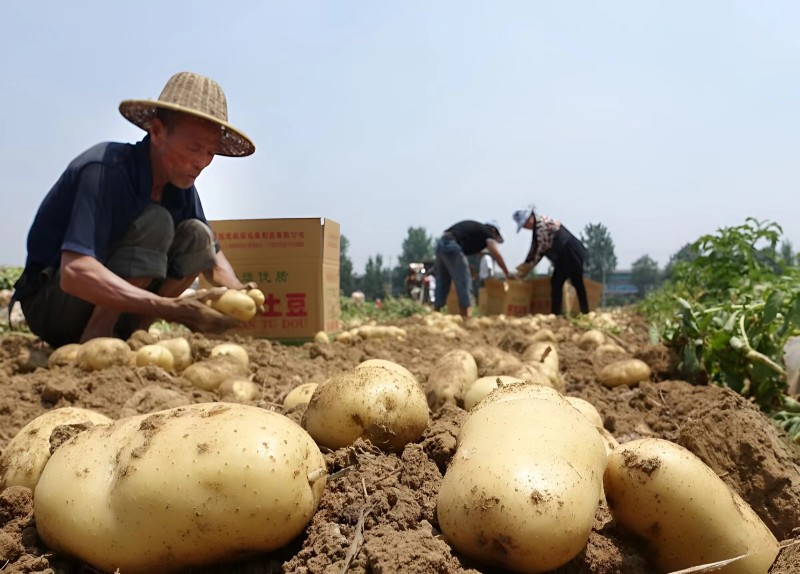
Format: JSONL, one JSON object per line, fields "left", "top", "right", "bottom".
{"left": 22, "top": 205, "right": 217, "bottom": 347}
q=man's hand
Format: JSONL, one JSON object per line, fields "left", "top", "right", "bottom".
{"left": 516, "top": 262, "right": 534, "bottom": 278}
{"left": 166, "top": 290, "right": 241, "bottom": 333}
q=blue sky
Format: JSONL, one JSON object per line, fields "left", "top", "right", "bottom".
{"left": 2, "top": 1, "right": 799, "bottom": 275}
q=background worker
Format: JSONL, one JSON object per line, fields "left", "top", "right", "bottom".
{"left": 12, "top": 72, "right": 256, "bottom": 347}
{"left": 434, "top": 220, "right": 512, "bottom": 318}
{"left": 513, "top": 207, "right": 589, "bottom": 315}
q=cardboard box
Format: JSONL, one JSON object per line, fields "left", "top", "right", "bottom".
{"left": 201, "top": 218, "right": 340, "bottom": 342}
{"left": 485, "top": 277, "right": 603, "bottom": 316}
{"left": 483, "top": 279, "right": 534, "bottom": 317}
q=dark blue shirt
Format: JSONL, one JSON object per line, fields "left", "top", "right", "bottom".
{"left": 17, "top": 136, "right": 210, "bottom": 297}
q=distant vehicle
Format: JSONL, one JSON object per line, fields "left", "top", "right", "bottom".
{"left": 406, "top": 261, "right": 435, "bottom": 304}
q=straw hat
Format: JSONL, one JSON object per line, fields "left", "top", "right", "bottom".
{"left": 119, "top": 72, "right": 255, "bottom": 157}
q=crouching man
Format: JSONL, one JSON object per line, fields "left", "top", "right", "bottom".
{"left": 13, "top": 72, "right": 257, "bottom": 347}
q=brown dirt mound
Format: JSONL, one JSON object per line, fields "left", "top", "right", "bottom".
{"left": 0, "top": 309, "right": 797, "bottom": 573}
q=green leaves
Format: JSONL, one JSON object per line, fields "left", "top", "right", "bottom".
{"left": 641, "top": 219, "right": 800, "bottom": 411}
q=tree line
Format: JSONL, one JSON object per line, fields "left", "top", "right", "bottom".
{"left": 339, "top": 225, "right": 798, "bottom": 303}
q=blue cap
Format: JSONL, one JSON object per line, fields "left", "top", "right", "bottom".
{"left": 513, "top": 209, "right": 533, "bottom": 232}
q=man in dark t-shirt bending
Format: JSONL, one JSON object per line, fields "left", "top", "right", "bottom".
{"left": 434, "top": 220, "right": 512, "bottom": 318}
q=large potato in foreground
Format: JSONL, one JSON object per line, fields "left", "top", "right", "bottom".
{"left": 0, "top": 407, "right": 112, "bottom": 492}
{"left": 604, "top": 438, "right": 778, "bottom": 574}
{"left": 302, "top": 364, "right": 429, "bottom": 451}
{"left": 438, "top": 386, "right": 607, "bottom": 572}
{"left": 34, "top": 403, "right": 327, "bottom": 574}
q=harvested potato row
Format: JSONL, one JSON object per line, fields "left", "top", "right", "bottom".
{"left": 425, "top": 350, "right": 478, "bottom": 409}
{"left": 600, "top": 359, "right": 651, "bottom": 387}
{"left": 0, "top": 407, "right": 112, "bottom": 492}
{"left": 34, "top": 403, "right": 327, "bottom": 574}
{"left": 604, "top": 438, "right": 779, "bottom": 574}
{"left": 438, "top": 382, "right": 607, "bottom": 572}
{"left": 302, "top": 361, "right": 428, "bottom": 452}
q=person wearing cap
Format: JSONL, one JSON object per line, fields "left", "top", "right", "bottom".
{"left": 434, "top": 220, "right": 512, "bottom": 318}
{"left": 12, "top": 72, "right": 256, "bottom": 347}
{"left": 512, "top": 207, "right": 589, "bottom": 315}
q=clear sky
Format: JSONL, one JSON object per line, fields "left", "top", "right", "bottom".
{"left": 2, "top": 1, "right": 799, "bottom": 275}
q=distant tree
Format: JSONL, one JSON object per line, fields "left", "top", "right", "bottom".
{"left": 363, "top": 255, "right": 385, "bottom": 301}
{"left": 663, "top": 242, "right": 697, "bottom": 280}
{"left": 581, "top": 223, "right": 617, "bottom": 284}
{"left": 780, "top": 240, "right": 796, "bottom": 267}
{"left": 339, "top": 235, "right": 355, "bottom": 295}
{"left": 631, "top": 255, "right": 660, "bottom": 297}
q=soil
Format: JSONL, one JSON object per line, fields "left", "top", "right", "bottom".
{"left": 0, "top": 311, "right": 798, "bottom": 574}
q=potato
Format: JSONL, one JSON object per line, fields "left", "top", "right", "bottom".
{"left": 463, "top": 376, "right": 524, "bottom": 411}
{"left": 470, "top": 347, "right": 523, "bottom": 376}
{"left": 47, "top": 344, "right": 81, "bottom": 369}
{"left": 135, "top": 345, "right": 175, "bottom": 370}
{"left": 75, "top": 338, "right": 133, "bottom": 371}
{"left": 34, "top": 403, "right": 327, "bottom": 574}
{"left": 604, "top": 438, "right": 779, "bottom": 573}
{"left": 246, "top": 288, "right": 265, "bottom": 306}
{"left": 425, "top": 350, "right": 478, "bottom": 408}
{"left": 302, "top": 364, "right": 429, "bottom": 451}
{"left": 357, "top": 358, "right": 415, "bottom": 381}
{"left": 530, "top": 328, "right": 557, "bottom": 343}
{"left": 283, "top": 383, "right": 319, "bottom": 409}
{"left": 438, "top": 382, "right": 607, "bottom": 572}
{"left": 218, "top": 378, "right": 260, "bottom": 402}
{"left": 600, "top": 359, "right": 652, "bottom": 387}
{"left": 210, "top": 342, "right": 249, "bottom": 367}
{"left": 181, "top": 357, "right": 249, "bottom": 391}
{"left": 565, "top": 396, "right": 603, "bottom": 428}
{"left": 522, "top": 341, "right": 559, "bottom": 373}
{"left": 598, "top": 427, "right": 619, "bottom": 456}
{"left": 0, "top": 407, "right": 112, "bottom": 492}
{"left": 578, "top": 329, "right": 605, "bottom": 350}
{"left": 314, "top": 331, "right": 330, "bottom": 344}
{"left": 511, "top": 362, "right": 563, "bottom": 392}
{"left": 210, "top": 289, "right": 257, "bottom": 321}
{"left": 355, "top": 325, "right": 407, "bottom": 339}
{"left": 594, "top": 343, "right": 627, "bottom": 357}
{"left": 156, "top": 337, "right": 193, "bottom": 372}
{"left": 126, "top": 329, "right": 157, "bottom": 352}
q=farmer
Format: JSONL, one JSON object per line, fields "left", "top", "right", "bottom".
{"left": 12, "top": 72, "right": 256, "bottom": 347}
{"left": 434, "top": 220, "right": 512, "bottom": 318}
{"left": 513, "top": 207, "right": 590, "bottom": 315}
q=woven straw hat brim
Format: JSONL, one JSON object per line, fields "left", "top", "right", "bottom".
{"left": 119, "top": 99, "right": 255, "bottom": 157}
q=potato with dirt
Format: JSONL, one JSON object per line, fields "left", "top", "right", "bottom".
{"left": 425, "top": 349, "right": 478, "bottom": 408}
{"left": 522, "top": 341, "right": 560, "bottom": 373}
{"left": 33, "top": 403, "right": 327, "bottom": 574}
{"left": 438, "top": 382, "right": 607, "bottom": 572}
{"left": 218, "top": 378, "right": 260, "bottom": 402}
{"left": 600, "top": 358, "right": 652, "bottom": 387}
{"left": 155, "top": 336, "right": 193, "bottom": 372}
{"left": 463, "top": 375, "right": 524, "bottom": 410}
{"left": 0, "top": 407, "right": 112, "bottom": 492}
{"left": 604, "top": 438, "right": 779, "bottom": 573}
{"left": 75, "top": 337, "right": 133, "bottom": 371}
{"left": 210, "top": 342, "right": 249, "bottom": 367}
{"left": 283, "top": 382, "right": 319, "bottom": 409}
{"left": 180, "top": 356, "right": 249, "bottom": 391}
{"left": 134, "top": 344, "right": 174, "bottom": 370}
{"left": 47, "top": 344, "right": 81, "bottom": 368}
{"left": 302, "top": 362, "right": 429, "bottom": 451}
